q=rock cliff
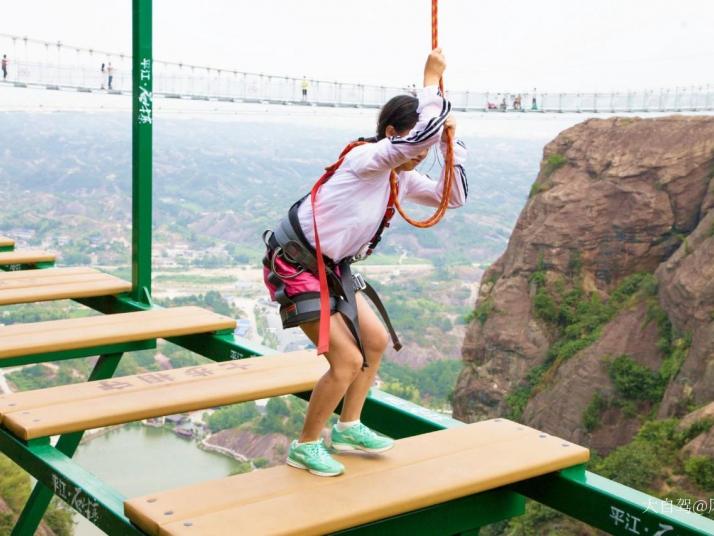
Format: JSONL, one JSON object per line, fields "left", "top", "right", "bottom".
{"left": 453, "top": 116, "right": 714, "bottom": 455}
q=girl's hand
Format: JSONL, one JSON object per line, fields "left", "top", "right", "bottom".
{"left": 424, "top": 48, "right": 446, "bottom": 87}
{"left": 442, "top": 115, "right": 456, "bottom": 140}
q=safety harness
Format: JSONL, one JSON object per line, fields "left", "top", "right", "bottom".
{"left": 263, "top": 140, "right": 402, "bottom": 369}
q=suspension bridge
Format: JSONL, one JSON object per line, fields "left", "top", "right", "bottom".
{"left": 1, "top": 32, "right": 713, "bottom": 114}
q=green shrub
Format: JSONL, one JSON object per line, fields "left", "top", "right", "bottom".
{"left": 505, "top": 365, "right": 548, "bottom": 421}
{"left": 0, "top": 514, "right": 14, "bottom": 535}
{"left": 608, "top": 354, "right": 665, "bottom": 402}
{"left": 44, "top": 499, "right": 74, "bottom": 536}
{"left": 593, "top": 440, "right": 661, "bottom": 489}
{"left": 380, "top": 381, "right": 421, "bottom": 403}
{"left": 379, "top": 360, "right": 462, "bottom": 408}
{"left": 583, "top": 391, "right": 608, "bottom": 432}
{"left": 680, "top": 417, "right": 714, "bottom": 444}
{"left": 507, "top": 500, "right": 566, "bottom": 536}
{"left": 636, "top": 419, "right": 682, "bottom": 451}
{"left": 253, "top": 457, "right": 270, "bottom": 469}
{"left": 533, "top": 287, "right": 558, "bottom": 323}
{"left": 529, "top": 181, "right": 545, "bottom": 198}
{"left": 684, "top": 456, "right": 714, "bottom": 491}
{"left": 505, "top": 385, "right": 532, "bottom": 421}
{"left": 567, "top": 250, "right": 582, "bottom": 276}
{"left": 207, "top": 402, "right": 259, "bottom": 433}
{"left": 660, "top": 334, "right": 691, "bottom": 382}
{"left": 471, "top": 298, "right": 495, "bottom": 326}
{"left": 543, "top": 153, "right": 567, "bottom": 177}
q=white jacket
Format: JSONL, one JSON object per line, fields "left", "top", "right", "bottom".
{"left": 297, "top": 85, "right": 468, "bottom": 263}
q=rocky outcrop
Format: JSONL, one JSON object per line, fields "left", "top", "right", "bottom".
{"left": 523, "top": 301, "right": 662, "bottom": 454}
{"left": 679, "top": 402, "right": 714, "bottom": 458}
{"left": 656, "top": 206, "right": 714, "bottom": 417}
{"left": 453, "top": 116, "right": 714, "bottom": 454}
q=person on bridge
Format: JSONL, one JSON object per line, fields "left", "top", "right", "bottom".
{"left": 107, "top": 62, "right": 114, "bottom": 90}
{"left": 301, "top": 76, "right": 309, "bottom": 101}
{"left": 262, "top": 48, "right": 468, "bottom": 477}
{"left": 1, "top": 55, "right": 8, "bottom": 81}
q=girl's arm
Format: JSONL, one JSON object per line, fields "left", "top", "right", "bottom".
{"left": 347, "top": 50, "right": 451, "bottom": 176}
{"left": 400, "top": 132, "right": 468, "bottom": 208}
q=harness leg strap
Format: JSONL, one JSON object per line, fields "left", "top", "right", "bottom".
{"left": 361, "top": 281, "right": 403, "bottom": 351}
{"left": 336, "top": 260, "right": 369, "bottom": 370}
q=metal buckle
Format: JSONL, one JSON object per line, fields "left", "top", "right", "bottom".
{"left": 270, "top": 247, "right": 305, "bottom": 280}
{"left": 352, "top": 272, "right": 367, "bottom": 291}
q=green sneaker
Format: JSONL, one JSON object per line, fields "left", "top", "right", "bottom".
{"left": 331, "top": 422, "right": 395, "bottom": 453}
{"left": 287, "top": 439, "right": 344, "bottom": 477}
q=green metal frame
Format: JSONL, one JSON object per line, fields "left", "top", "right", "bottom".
{"left": 132, "top": 0, "right": 153, "bottom": 304}
{"left": 11, "top": 353, "right": 125, "bottom": 536}
{"left": 1, "top": 0, "right": 713, "bottom": 533}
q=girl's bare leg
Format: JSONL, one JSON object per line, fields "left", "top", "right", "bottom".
{"left": 297, "top": 294, "right": 389, "bottom": 441}
{"left": 298, "top": 312, "right": 363, "bottom": 442}
{"left": 339, "top": 293, "right": 389, "bottom": 421}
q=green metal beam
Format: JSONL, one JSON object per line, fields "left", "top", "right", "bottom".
{"left": 511, "top": 464, "right": 714, "bottom": 536}
{"left": 131, "top": 0, "right": 153, "bottom": 304}
{"left": 0, "top": 340, "right": 153, "bottom": 368}
{"left": 12, "top": 353, "right": 124, "bottom": 536}
{"left": 331, "top": 488, "right": 523, "bottom": 535}
{"left": 0, "top": 261, "right": 55, "bottom": 271}
{"left": 0, "top": 430, "right": 144, "bottom": 535}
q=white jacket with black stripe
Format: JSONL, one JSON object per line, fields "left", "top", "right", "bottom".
{"left": 297, "top": 85, "right": 468, "bottom": 263}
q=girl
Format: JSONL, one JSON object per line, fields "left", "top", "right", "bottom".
{"left": 263, "top": 49, "right": 468, "bottom": 477}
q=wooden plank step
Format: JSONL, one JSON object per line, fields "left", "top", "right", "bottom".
{"left": 124, "top": 419, "right": 589, "bottom": 536}
{"left": 0, "top": 306, "right": 234, "bottom": 362}
{"left": 0, "top": 267, "right": 131, "bottom": 305}
{"left": 0, "top": 351, "right": 324, "bottom": 440}
{"left": 0, "top": 250, "right": 56, "bottom": 266}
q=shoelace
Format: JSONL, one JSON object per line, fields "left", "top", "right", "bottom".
{"left": 304, "top": 441, "right": 332, "bottom": 461}
{"left": 352, "top": 423, "right": 378, "bottom": 440}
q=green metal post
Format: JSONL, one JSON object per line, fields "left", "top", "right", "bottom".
{"left": 11, "top": 353, "right": 124, "bottom": 536}
{"left": 132, "top": 0, "right": 153, "bottom": 304}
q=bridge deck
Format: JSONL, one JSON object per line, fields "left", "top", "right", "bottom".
{"left": 0, "top": 351, "right": 324, "bottom": 440}
{"left": 0, "top": 267, "right": 131, "bottom": 305}
{"left": 0, "top": 236, "right": 14, "bottom": 250}
{"left": 0, "top": 250, "right": 56, "bottom": 267}
{"left": 124, "top": 419, "right": 589, "bottom": 535}
{"left": 0, "top": 306, "right": 234, "bottom": 363}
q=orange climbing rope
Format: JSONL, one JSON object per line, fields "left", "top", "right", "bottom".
{"left": 390, "top": 0, "right": 456, "bottom": 228}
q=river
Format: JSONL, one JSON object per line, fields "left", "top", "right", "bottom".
{"left": 71, "top": 425, "right": 244, "bottom": 536}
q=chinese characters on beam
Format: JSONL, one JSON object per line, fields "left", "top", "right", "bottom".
{"left": 138, "top": 57, "right": 152, "bottom": 125}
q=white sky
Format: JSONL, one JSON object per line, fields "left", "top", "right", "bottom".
{"left": 2, "top": 0, "right": 713, "bottom": 92}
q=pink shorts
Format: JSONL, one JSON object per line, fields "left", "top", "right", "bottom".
{"left": 263, "top": 248, "right": 341, "bottom": 299}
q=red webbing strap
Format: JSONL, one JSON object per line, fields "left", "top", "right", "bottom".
{"left": 311, "top": 141, "right": 366, "bottom": 355}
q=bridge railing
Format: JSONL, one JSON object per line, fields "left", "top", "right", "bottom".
{"left": 4, "top": 57, "right": 714, "bottom": 113}
{"left": 1, "top": 32, "right": 712, "bottom": 112}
